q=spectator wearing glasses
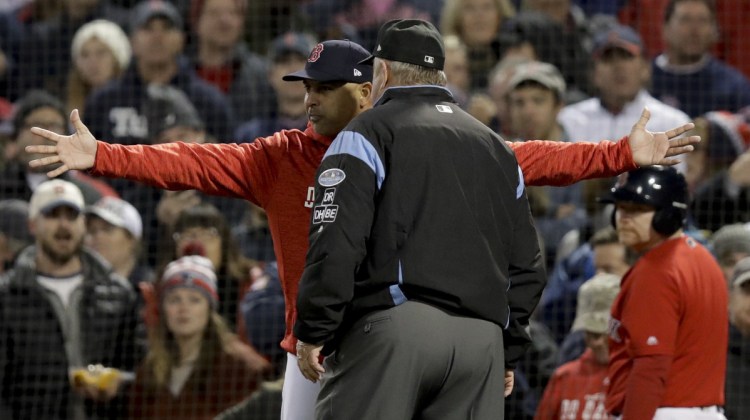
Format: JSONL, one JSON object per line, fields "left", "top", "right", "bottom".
{"left": 0, "top": 90, "right": 117, "bottom": 205}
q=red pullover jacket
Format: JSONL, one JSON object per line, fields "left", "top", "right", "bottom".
{"left": 91, "top": 123, "right": 636, "bottom": 354}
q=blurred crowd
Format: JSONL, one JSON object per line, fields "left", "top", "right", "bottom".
{"left": 0, "top": 0, "right": 749, "bottom": 419}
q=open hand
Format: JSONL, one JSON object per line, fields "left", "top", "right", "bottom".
{"left": 26, "top": 109, "right": 98, "bottom": 178}
{"left": 628, "top": 108, "right": 700, "bottom": 167}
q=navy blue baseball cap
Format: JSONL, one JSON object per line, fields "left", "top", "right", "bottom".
{"left": 282, "top": 39, "right": 372, "bottom": 83}
{"left": 592, "top": 24, "right": 643, "bottom": 58}
{"left": 360, "top": 19, "right": 445, "bottom": 70}
{"left": 131, "top": 0, "right": 183, "bottom": 31}
{"left": 269, "top": 32, "right": 317, "bottom": 62}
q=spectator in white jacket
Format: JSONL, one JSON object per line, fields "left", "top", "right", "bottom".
{"left": 558, "top": 24, "right": 689, "bottom": 157}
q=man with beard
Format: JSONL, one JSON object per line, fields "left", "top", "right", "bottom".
{"left": 0, "top": 180, "right": 138, "bottom": 419}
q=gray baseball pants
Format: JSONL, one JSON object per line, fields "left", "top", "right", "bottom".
{"left": 315, "top": 300, "right": 506, "bottom": 420}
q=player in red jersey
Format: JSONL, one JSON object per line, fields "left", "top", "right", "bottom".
{"left": 27, "top": 40, "right": 699, "bottom": 420}
{"left": 602, "top": 166, "right": 728, "bottom": 420}
{"left": 535, "top": 273, "right": 621, "bottom": 420}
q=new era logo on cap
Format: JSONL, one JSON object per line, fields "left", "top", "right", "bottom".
{"left": 354, "top": 69, "right": 362, "bottom": 76}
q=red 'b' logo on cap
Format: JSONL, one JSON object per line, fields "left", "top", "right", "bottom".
{"left": 309, "top": 44, "right": 324, "bottom": 62}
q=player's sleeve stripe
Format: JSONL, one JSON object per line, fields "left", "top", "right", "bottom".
{"left": 324, "top": 130, "right": 386, "bottom": 190}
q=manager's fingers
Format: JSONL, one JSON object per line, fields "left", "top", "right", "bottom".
{"left": 664, "top": 122, "right": 696, "bottom": 140}
{"left": 25, "top": 144, "right": 57, "bottom": 154}
{"left": 29, "top": 127, "right": 63, "bottom": 142}
{"left": 47, "top": 164, "right": 70, "bottom": 179}
{"left": 29, "top": 155, "right": 61, "bottom": 168}
{"left": 664, "top": 145, "right": 695, "bottom": 158}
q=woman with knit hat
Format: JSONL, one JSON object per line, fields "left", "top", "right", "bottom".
{"left": 128, "top": 255, "right": 266, "bottom": 419}
{"left": 66, "top": 19, "right": 131, "bottom": 116}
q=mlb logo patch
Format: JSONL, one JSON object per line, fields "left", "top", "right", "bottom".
{"left": 318, "top": 168, "right": 346, "bottom": 187}
{"left": 435, "top": 105, "right": 453, "bottom": 113}
{"left": 424, "top": 55, "right": 434, "bottom": 64}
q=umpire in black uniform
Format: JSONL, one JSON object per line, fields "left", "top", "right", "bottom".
{"left": 294, "top": 19, "right": 546, "bottom": 420}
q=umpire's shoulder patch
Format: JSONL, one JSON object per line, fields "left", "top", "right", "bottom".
{"left": 319, "top": 168, "right": 346, "bottom": 187}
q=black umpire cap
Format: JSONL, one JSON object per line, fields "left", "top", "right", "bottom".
{"left": 360, "top": 19, "right": 445, "bottom": 71}
{"left": 282, "top": 39, "right": 372, "bottom": 84}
